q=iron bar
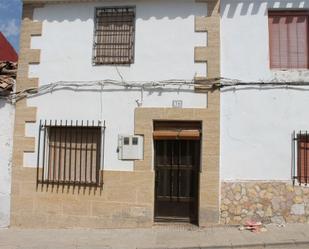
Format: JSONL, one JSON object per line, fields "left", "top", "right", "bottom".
{"left": 80, "top": 121, "right": 83, "bottom": 185}
{"left": 304, "top": 131, "right": 308, "bottom": 185}
{"left": 170, "top": 141, "right": 174, "bottom": 201}
{"left": 101, "top": 120, "right": 106, "bottom": 186}
{"left": 90, "top": 120, "right": 94, "bottom": 184}
{"left": 37, "top": 180, "right": 99, "bottom": 187}
{"left": 57, "top": 120, "right": 62, "bottom": 188}
{"left": 85, "top": 120, "right": 89, "bottom": 184}
{"left": 69, "top": 120, "right": 73, "bottom": 183}
{"left": 63, "top": 120, "right": 68, "bottom": 183}
{"left": 47, "top": 120, "right": 52, "bottom": 188}
{"left": 41, "top": 120, "right": 47, "bottom": 188}
{"left": 96, "top": 120, "right": 102, "bottom": 185}
{"left": 74, "top": 120, "right": 78, "bottom": 187}
{"left": 52, "top": 120, "right": 57, "bottom": 187}
{"left": 292, "top": 131, "right": 296, "bottom": 185}
{"left": 177, "top": 140, "right": 181, "bottom": 200}
{"left": 36, "top": 120, "right": 42, "bottom": 189}
{"left": 298, "top": 131, "right": 302, "bottom": 184}
{"left": 36, "top": 119, "right": 105, "bottom": 187}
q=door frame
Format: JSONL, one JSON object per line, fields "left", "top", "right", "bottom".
{"left": 152, "top": 121, "right": 202, "bottom": 224}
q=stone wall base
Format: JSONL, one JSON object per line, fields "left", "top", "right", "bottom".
{"left": 221, "top": 181, "right": 309, "bottom": 225}
{"left": 11, "top": 170, "right": 154, "bottom": 228}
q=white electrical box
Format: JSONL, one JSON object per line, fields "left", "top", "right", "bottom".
{"left": 118, "top": 135, "right": 144, "bottom": 160}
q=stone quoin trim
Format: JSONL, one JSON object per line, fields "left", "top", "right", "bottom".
{"left": 194, "top": 0, "right": 220, "bottom": 80}
{"left": 11, "top": 3, "right": 44, "bottom": 226}
{"left": 194, "top": 0, "right": 221, "bottom": 224}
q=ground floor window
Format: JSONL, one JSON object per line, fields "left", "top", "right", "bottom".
{"left": 36, "top": 120, "right": 105, "bottom": 188}
{"left": 294, "top": 131, "right": 309, "bottom": 185}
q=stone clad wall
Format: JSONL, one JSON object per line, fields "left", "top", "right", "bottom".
{"left": 221, "top": 182, "right": 309, "bottom": 225}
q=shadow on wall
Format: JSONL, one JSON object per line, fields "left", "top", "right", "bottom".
{"left": 221, "top": 0, "right": 309, "bottom": 18}
{"left": 0, "top": 99, "right": 7, "bottom": 109}
{"left": 35, "top": 0, "right": 211, "bottom": 22}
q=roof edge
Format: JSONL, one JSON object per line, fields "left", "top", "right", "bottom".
{"left": 23, "top": 0, "right": 197, "bottom": 3}
{"left": 22, "top": 0, "right": 137, "bottom": 3}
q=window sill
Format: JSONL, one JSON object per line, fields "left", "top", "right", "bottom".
{"left": 92, "top": 63, "right": 133, "bottom": 67}
{"left": 270, "top": 69, "right": 309, "bottom": 72}
{"left": 270, "top": 69, "right": 309, "bottom": 82}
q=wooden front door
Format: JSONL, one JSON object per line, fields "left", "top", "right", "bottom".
{"left": 154, "top": 140, "right": 200, "bottom": 223}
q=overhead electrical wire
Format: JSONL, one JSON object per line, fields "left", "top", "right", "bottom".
{"left": 2, "top": 77, "right": 309, "bottom": 103}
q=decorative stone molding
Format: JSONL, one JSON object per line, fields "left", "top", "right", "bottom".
{"left": 221, "top": 182, "right": 309, "bottom": 225}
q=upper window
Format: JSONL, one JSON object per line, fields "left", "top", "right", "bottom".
{"left": 268, "top": 11, "right": 309, "bottom": 69}
{"left": 93, "top": 7, "right": 136, "bottom": 65}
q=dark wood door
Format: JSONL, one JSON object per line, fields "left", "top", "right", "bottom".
{"left": 154, "top": 140, "right": 200, "bottom": 223}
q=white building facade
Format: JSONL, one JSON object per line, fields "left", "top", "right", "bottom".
{"left": 6, "top": 0, "right": 309, "bottom": 228}
{"left": 11, "top": 0, "right": 220, "bottom": 228}
{"left": 220, "top": 0, "right": 309, "bottom": 224}
{"left": 0, "top": 100, "right": 14, "bottom": 228}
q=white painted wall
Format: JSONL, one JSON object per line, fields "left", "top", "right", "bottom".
{"left": 25, "top": 0, "right": 209, "bottom": 171}
{"left": 0, "top": 100, "right": 14, "bottom": 227}
{"left": 221, "top": 0, "right": 309, "bottom": 180}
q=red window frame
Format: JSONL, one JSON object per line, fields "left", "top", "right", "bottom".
{"left": 268, "top": 11, "right": 309, "bottom": 69}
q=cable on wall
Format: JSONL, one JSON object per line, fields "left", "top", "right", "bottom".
{"left": 2, "top": 77, "right": 309, "bottom": 103}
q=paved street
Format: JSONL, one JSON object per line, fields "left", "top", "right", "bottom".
{"left": 0, "top": 223, "right": 309, "bottom": 249}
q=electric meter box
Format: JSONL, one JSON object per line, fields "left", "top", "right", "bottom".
{"left": 118, "top": 135, "right": 144, "bottom": 160}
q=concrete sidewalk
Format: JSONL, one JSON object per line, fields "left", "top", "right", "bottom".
{"left": 1, "top": 224, "right": 309, "bottom": 249}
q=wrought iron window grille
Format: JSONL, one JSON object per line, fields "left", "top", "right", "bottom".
{"left": 292, "top": 131, "right": 309, "bottom": 186}
{"left": 93, "top": 6, "right": 136, "bottom": 65}
{"left": 36, "top": 120, "right": 106, "bottom": 188}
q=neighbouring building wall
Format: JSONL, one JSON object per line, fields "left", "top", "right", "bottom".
{"left": 0, "top": 100, "right": 14, "bottom": 228}
{"left": 221, "top": 88, "right": 309, "bottom": 181}
{"left": 221, "top": 0, "right": 309, "bottom": 180}
{"left": 220, "top": 0, "right": 309, "bottom": 224}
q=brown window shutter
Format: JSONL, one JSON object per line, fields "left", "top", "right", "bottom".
{"left": 93, "top": 7, "right": 135, "bottom": 65}
{"left": 298, "top": 137, "right": 309, "bottom": 184}
{"left": 37, "top": 122, "right": 104, "bottom": 187}
{"left": 294, "top": 16, "right": 308, "bottom": 68}
{"left": 269, "top": 16, "right": 282, "bottom": 68}
{"left": 269, "top": 12, "right": 308, "bottom": 69}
